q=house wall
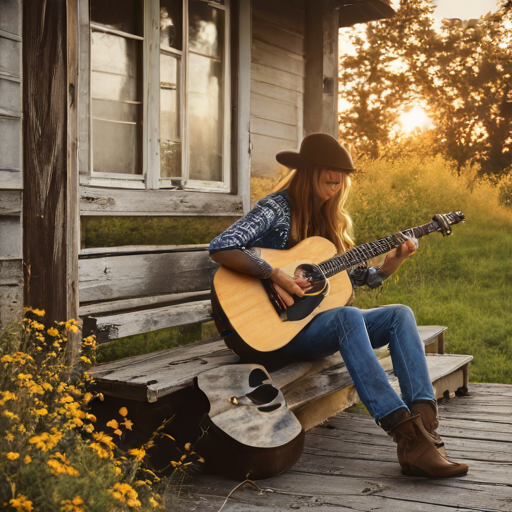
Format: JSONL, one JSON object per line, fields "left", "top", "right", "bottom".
{"left": 0, "top": 0, "right": 23, "bottom": 327}
{"left": 249, "top": 0, "right": 305, "bottom": 178}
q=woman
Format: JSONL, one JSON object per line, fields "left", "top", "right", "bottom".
{"left": 209, "top": 133, "right": 468, "bottom": 478}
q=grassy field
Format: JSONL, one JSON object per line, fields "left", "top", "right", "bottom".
{"left": 253, "top": 156, "right": 512, "bottom": 384}
{"left": 349, "top": 156, "right": 512, "bottom": 384}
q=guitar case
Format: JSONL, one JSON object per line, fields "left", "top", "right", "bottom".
{"left": 194, "top": 364, "right": 305, "bottom": 480}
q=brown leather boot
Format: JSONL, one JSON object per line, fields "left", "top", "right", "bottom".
{"left": 410, "top": 401, "right": 446, "bottom": 458}
{"left": 387, "top": 414, "right": 469, "bottom": 478}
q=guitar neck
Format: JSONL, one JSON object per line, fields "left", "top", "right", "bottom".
{"left": 319, "top": 218, "right": 446, "bottom": 278}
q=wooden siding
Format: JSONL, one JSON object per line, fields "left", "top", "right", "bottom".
{"left": 250, "top": 0, "right": 305, "bottom": 178}
{"left": 0, "top": 0, "right": 23, "bottom": 326}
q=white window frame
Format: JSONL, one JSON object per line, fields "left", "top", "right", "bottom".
{"left": 78, "top": 0, "right": 231, "bottom": 193}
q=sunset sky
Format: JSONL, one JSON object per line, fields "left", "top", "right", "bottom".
{"left": 431, "top": 0, "right": 502, "bottom": 20}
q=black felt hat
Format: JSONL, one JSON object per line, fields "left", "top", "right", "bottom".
{"left": 276, "top": 132, "right": 356, "bottom": 173}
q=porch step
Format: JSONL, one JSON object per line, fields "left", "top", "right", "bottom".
{"left": 284, "top": 353, "right": 473, "bottom": 431}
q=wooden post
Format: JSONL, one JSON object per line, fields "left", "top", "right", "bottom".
{"left": 23, "top": 0, "right": 80, "bottom": 349}
{"left": 323, "top": 2, "right": 339, "bottom": 138}
{"left": 438, "top": 331, "right": 445, "bottom": 354}
{"left": 304, "top": 0, "right": 325, "bottom": 135}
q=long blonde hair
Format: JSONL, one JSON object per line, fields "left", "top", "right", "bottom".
{"left": 273, "top": 165, "right": 355, "bottom": 254}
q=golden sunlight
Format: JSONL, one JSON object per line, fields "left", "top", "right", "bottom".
{"left": 398, "top": 105, "right": 434, "bottom": 133}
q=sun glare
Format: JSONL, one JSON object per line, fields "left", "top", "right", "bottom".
{"left": 398, "top": 105, "right": 434, "bottom": 134}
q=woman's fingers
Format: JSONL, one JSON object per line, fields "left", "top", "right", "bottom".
{"left": 273, "top": 283, "right": 295, "bottom": 307}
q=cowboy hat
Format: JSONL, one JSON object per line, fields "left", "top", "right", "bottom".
{"left": 276, "top": 132, "right": 356, "bottom": 173}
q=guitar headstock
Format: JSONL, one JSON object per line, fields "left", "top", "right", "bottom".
{"left": 432, "top": 211, "right": 465, "bottom": 236}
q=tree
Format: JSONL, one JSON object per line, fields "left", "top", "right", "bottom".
{"left": 339, "top": 0, "right": 512, "bottom": 175}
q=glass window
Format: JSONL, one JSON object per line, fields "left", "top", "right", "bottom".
{"left": 160, "top": 53, "right": 182, "bottom": 178}
{"left": 90, "top": 0, "right": 144, "bottom": 175}
{"left": 160, "top": 0, "right": 183, "bottom": 50}
{"left": 85, "top": 0, "right": 230, "bottom": 189}
{"left": 188, "top": 0, "right": 225, "bottom": 182}
{"left": 90, "top": 0, "right": 144, "bottom": 36}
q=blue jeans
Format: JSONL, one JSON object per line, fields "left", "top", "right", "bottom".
{"left": 280, "top": 304, "right": 436, "bottom": 424}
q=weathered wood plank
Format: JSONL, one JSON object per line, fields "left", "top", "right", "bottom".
{"left": 250, "top": 116, "right": 297, "bottom": 143}
{"left": 251, "top": 93, "right": 298, "bottom": 126}
{"left": 252, "top": 40, "right": 305, "bottom": 78}
{"left": 251, "top": 62, "right": 304, "bottom": 94}
{"left": 250, "top": 79, "right": 302, "bottom": 107}
{"left": 83, "top": 300, "right": 214, "bottom": 343}
{"left": 90, "top": 338, "right": 238, "bottom": 401}
{"left": 0, "top": 258, "right": 23, "bottom": 326}
{"left": 79, "top": 250, "right": 218, "bottom": 303}
{"left": 0, "top": 216, "right": 21, "bottom": 258}
{"left": 253, "top": 16, "right": 305, "bottom": 56}
{"left": 0, "top": 118, "right": 21, "bottom": 171}
{"left": 79, "top": 290, "right": 211, "bottom": 316}
{"left": 0, "top": 36, "right": 20, "bottom": 78}
{"left": 80, "top": 244, "right": 210, "bottom": 257}
{"left": 0, "top": 0, "right": 21, "bottom": 37}
{"left": 79, "top": 187, "right": 244, "bottom": 216}
{"left": 0, "top": 77, "right": 21, "bottom": 114}
{"left": 0, "top": 190, "right": 21, "bottom": 215}
{"left": 252, "top": 0, "right": 305, "bottom": 35}
{"left": 0, "top": 169, "right": 22, "bottom": 189}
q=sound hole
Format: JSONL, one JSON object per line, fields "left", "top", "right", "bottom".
{"left": 294, "top": 263, "right": 327, "bottom": 295}
{"left": 258, "top": 404, "right": 281, "bottom": 413}
{"left": 246, "top": 384, "right": 279, "bottom": 405}
{"left": 248, "top": 368, "right": 269, "bottom": 388}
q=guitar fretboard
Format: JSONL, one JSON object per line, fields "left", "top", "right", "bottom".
{"left": 318, "top": 212, "right": 461, "bottom": 278}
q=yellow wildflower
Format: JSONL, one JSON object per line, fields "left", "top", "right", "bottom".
{"left": 115, "top": 467, "right": 122, "bottom": 475}
{"left": 47, "top": 327, "right": 59, "bottom": 337}
{"left": 32, "top": 321, "right": 45, "bottom": 330}
{"left": 118, "top": 407, "right": 128, "bottom": 417}
{"left": 106, "top": 419, "right": 119, "bottom": 429}
{"left": 83, "top": 392, "right": 93, "bottom": 403}
{"left": 80, "top": 356, "right": 92, "bottom": 365}
{"left": 34, "top": 407, "right": 48, "bottom": 416}
{"left": 10, "top": 494, "right": 33, "bottom": 512}
{"left": 89, "top": 443, "right": 110, "bottom": 459}
{"left": 149, "top": 497, "right": 160, "bottom": 508}
{"left": 128, "top": 448, "right": 146, "bottom": 461}
{"left": 68, "top": 325, "right": 79, "bottom": 333}
{"left": 24, "top": 455, "right": 32, "bottom": 464}
{"left": 1, "top": 355, "right": 14, "bottom": 363}
{"left": 122, "top": 419, "right": 134, "bottom": 431}
{"left": 127, "top": 498, "right": 141, "bottom": 508}
{"left": 3, "top": 411, "right": 20, "bottom": 421}
{"left": 5, "top": 433, "right": 14, "bottom": 441}
{"left": 83, "top": 424, "right": 94, "bottom": 433}
{"left": 7, "top": 452, "right": 20, "bottom": 460}
{"left": 42, "top": 382, "right": 53, "bottom": 391}
{"left": 72, "top": 497, "right": 83, "bottom": 505}
{"left": 32, "top": 308, "right": 45, "bottom": 316}
{"left": 85, "top": 413, "right": 96, "bottom": 422}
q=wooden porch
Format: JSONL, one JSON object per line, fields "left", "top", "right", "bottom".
{"left": 174, "top": 383, "right": 512, "bottom": 512}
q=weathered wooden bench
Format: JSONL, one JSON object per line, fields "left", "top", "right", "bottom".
{"left": 89, "top": 326, "right": 472, "bottom": 432}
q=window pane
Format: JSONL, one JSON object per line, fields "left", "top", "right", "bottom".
{"left": 160, "top": 53, "right": 181, "bottom": 178}
{"left": 189, "top": 0, "right": 224, "bottom": 58}
{"left": 188, "top": 2, "right": 225, "bottom": 182}
{"left": 90, "top": 0, "right": 144, "bottom": 36}
{"left": 91, "top": 30, "right": 143, "bottom": 174}
{"left": 160, "top": 0, "right": 182, "bottom": 50}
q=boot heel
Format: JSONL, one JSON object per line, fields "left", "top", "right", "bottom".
{"left": 402, "top": 464, "right": 430, "bottom": 477}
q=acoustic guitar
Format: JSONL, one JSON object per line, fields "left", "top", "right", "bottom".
{"left": 211, "top": 212, "right": 465, "bottom": 362}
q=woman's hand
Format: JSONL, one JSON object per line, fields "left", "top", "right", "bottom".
{"left": 269, "top": 269, "right": 312, "bottom": 307}
{"left": 378, "top": 237, "right": 418, "bottom": 278}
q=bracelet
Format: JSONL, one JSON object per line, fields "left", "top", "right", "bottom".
{"left": 265, "top": 267, "right": 281, "bottom": 280}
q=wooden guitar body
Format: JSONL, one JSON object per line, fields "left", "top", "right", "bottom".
{"left": 212, "top": 237, "right": 353, "bottom": 358}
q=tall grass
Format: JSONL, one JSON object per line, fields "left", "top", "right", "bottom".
{"left": 349, "top": 156, "right": 512, "bottom": 384}
{"left": 251, "top": 155, "right": 512, "bottom": 384}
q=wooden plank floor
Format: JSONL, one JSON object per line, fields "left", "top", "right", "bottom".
{"left": 172, "top": 384, "right": 512, "bottom": 512}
